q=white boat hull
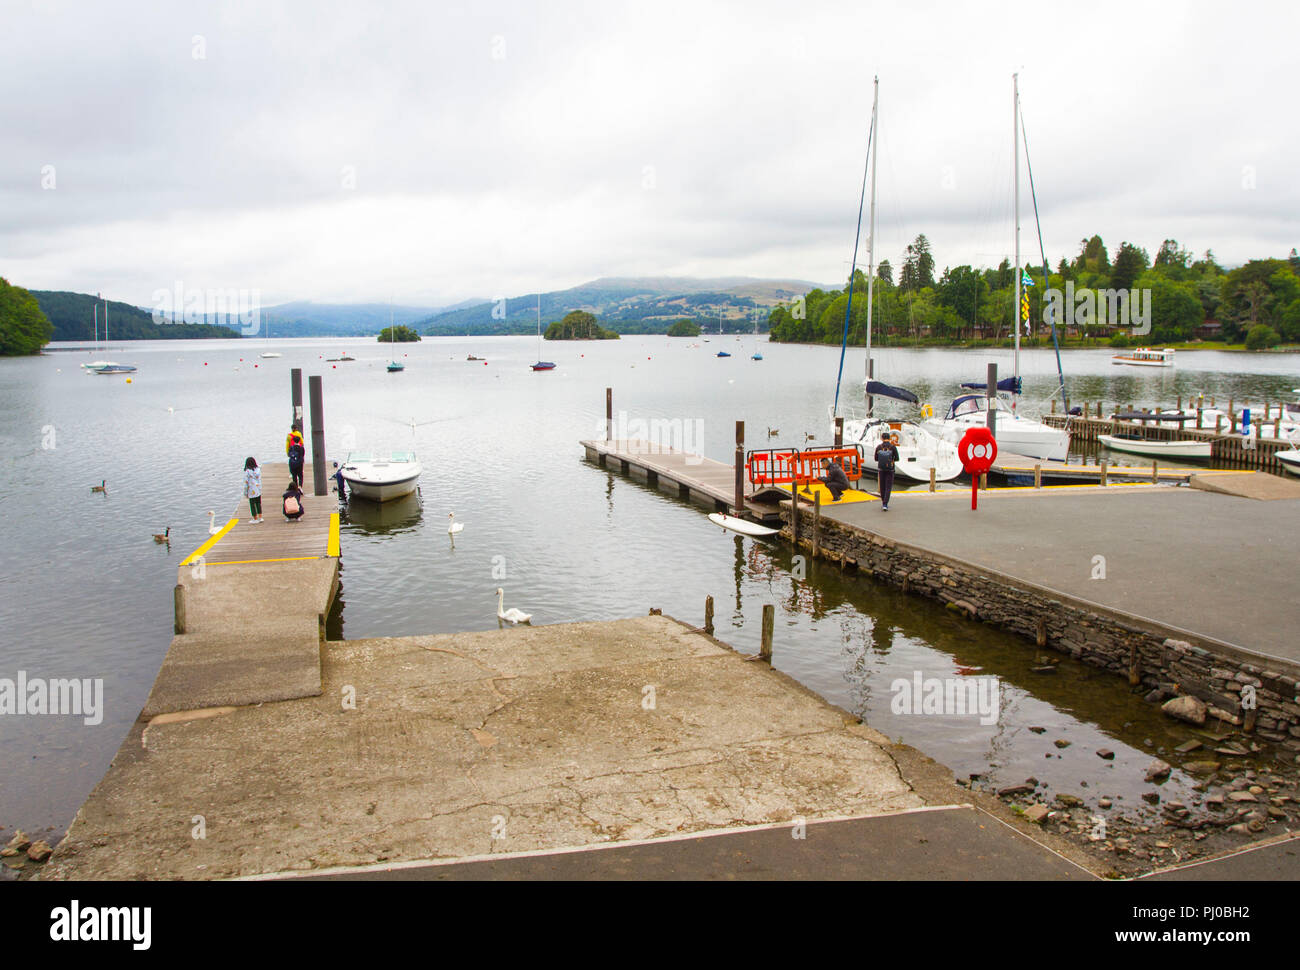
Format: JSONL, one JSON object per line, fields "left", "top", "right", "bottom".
{"left": 1277, "top": 450, "right": 1300, "bottom": 476}
{"left": 841, "top": 418, "right": 963, "bottom": 482}
{"left": 923, "top": 416, "right": 1071, "bottom": 462}
{"left": 1111, "top": 358, "right": 1173, "bottom": 368}
{"left": 340, "top": 456, "right": 423, "bottom": 502}
{"left": 1098, "top": 434, "right": 1212, "bottom": 459}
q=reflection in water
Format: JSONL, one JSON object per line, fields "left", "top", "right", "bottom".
{"left": 341, "top": 489, "right": 424, "bottom": 534}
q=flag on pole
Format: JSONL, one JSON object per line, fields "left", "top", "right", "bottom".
{"left": 1021, "top": 271, "right": 1034, "bottom": 287}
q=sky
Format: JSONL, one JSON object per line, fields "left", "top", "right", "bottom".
{"left": 3, "top": 0, "right": 1297, "bottom": 309}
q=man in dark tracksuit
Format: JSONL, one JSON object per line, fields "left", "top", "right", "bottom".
{"left": 874, "top": 433, "right": 900, "bottom": 510}
{"left": 287, "top": 435, "right": 306, "bottom": 488}
{"left": 819, "top": 459, "right": 850, "bottom": 501}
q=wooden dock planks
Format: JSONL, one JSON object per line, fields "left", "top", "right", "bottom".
{"left": 181, "top": 462, "right": 338, "bottom": 566}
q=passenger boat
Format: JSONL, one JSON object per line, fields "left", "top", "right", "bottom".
{"left": 1112, "top": 347, "right": 1175, "bottom": 367}
{"left": 338, "top": 451, "right": 422, "bottom": 502}
{"left": 93, "top": 363, "right": 137, "bottom": 374}
{"left": 1097, "top": 433, "right": 1212, "bottom": 459}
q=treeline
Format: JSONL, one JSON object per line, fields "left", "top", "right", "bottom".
{"left": 0, "top": 278, "right": 54, "bottom": 356}
{"left": 377, "top": 325, "right": 421, "bottom": 342}
{"left": 544, "top": 311, "right": 619, "bottom": 340}
{"left": 33, "top": 290, "right": 241, "bottom": 342}
{"left": 768, "top": 234, "right": 1300, "bottom": 348}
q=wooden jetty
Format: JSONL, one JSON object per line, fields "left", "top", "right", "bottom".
{"left": 148, "top": 462, "right": 341, "bottom": 717}
{"left": 1043, "top": 411, "right": 1295, "bottom": 474}
{"left": 580, "top": 438, "right": 785, "bottom": 521}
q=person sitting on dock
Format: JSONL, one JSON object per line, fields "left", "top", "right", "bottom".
{"left": 819, "top": 458, "right": 850, "bottom": 502}
{"left": 282, "top": 481, "right": 305, "bottom": 522}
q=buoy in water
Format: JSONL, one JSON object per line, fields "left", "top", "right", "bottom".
{"left": 126, "top": 378, "right": 132, "bottom": 383}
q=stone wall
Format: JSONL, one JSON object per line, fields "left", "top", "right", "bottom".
{"left": 785, "top": 514, "right": 1300, "bottom": 753}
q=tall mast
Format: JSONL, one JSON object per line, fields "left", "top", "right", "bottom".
{"left": 865, "top": 76, "right": 878, "bottom": 415}
{"left": 93, "top": 301, "right": 98, "bottom": 351}
{"left": 104, "top": 297, "right": 109, "bottom": 348}
{"left": 1012, "top": 72, "right": 1020, "bottom": 410}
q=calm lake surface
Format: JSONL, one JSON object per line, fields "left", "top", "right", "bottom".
{"left": 3, "top": 336, "right": 1298, "bottom": 844}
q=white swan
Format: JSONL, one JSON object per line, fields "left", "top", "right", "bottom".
{"left": 447, "top": 512, "right": 464, "bottom": 534}
{"left": 496, "top": 587, "right": 532, "bottom": 625}
{"left": 208, "top": 511, "right": 222, "bottom": 535}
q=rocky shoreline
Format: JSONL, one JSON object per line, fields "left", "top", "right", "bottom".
{"left": 973, "top": 689, "right": 1299, "bottom": 878}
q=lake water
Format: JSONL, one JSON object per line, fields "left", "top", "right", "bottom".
{"left": 3, "top": 336, "right": 1298, "bottom": 847}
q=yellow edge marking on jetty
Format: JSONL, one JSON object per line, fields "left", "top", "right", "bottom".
{"left": 201, "top": 556, "right": 323, "bottom": 566}
{"left": 180, "top": 518, "right": 239, "bottom": 565}
{"left": 327, "top": 512, "right": 340, "bottom": 557}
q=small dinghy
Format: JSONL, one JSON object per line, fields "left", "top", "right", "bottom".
{"left": 1098, "top": 433, "right": 1211, "bottom": 459}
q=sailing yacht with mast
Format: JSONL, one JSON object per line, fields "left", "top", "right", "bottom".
{"left": 922, "top": 74, "right": 1070, "bottom": 462}
{"left": 386, "top": 299, "right": 404, "bottom": 372}
{"left": 531, "top": 294, "right": 555, "bottom": 370}
{"left": 832, "top": 78, "right": 962, "bottom": 482}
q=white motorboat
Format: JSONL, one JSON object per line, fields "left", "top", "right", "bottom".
{"left": 842, "top": 413, "right": 964, "bottom": 482}
{"left": 339, "top": 451, "right": 422, "bottom": 502}
{"left": 1277, "top": 450, "right": 1300, "bottom": 476}
{"left": 1112, "top": 347, "right": 1175, "bottom": 367}
{"left": 923, "top": 392, "right": 1070, "bottom": 462}
{"left": 1097, "top": 433, "right": 1212, "bottom": 459}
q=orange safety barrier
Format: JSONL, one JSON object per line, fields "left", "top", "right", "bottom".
{"left": 746, "top": 448, "right": 801, "bottom": 486}
{"left": 791, "top": 446, "right": 864, "bottom": 486}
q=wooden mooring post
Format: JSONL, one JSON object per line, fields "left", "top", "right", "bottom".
{"left": 834, "top": 416, "right": 843, "bottom": 449}
{"left": 929, "top": 467, "right": 936, "bottom": 492}
{"left": 1099, "top": 460, "right": 1108, "bottom": 486}
{"left": 606, "top": 387, "right": 613, "bottom": 440}
{"left": 734, "top": 420, "right": 745, "bottom": 513}
{"left": 704, "top": 595, "right": 714, "bottom": 635}
{"left": 1034, "top": 463, "right": 1042, "bottom": 488}
{"left": 760, "top": 604, "right": 774, "bottom": 663}
{"left": 812, "top": 491, "right": 821, "bottom": 559}
{"left": 173, "top": 584, "right": 186, "bottom": 634}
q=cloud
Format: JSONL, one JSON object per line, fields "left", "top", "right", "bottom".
{"left": 2, "top": 0, "right": 1297, "bottom": 306}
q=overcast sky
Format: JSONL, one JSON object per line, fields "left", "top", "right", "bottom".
{"left": 3, "top": 0, "right": 1297, "bottom": 308}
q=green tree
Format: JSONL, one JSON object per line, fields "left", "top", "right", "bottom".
{"left": 0, "top": 278, "right": 55, "bottom": 355}
{"left": 1074, "top": 235, "right": 1110, "bottom": 275}
{"left": 876, "top": 260, "right": 893, "bottom": 286}
{"left": 1245, "top": 323, "right": 1281, "bottom": 350}
{"left": 667, "top": 319, "right": 701, "bottom": 337}
{"left": 1110, "top": 242, "right": 1149, "bottom": 291}
{"left": 377, "top": 325, "right": 421, "bottom": 342}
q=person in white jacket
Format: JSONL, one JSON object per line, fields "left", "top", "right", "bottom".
{"left": 243, "top": 457, "right": 264, "bottom": 524}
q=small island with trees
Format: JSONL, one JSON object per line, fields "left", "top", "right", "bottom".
{"left": 667, "top": 319, "right": 702, "bottom": 337}
{"left": 377, "top": 325, "right": 421, "bottom": 342}
{"left": 544, "top": 310, "right": 619, "bottom": 340}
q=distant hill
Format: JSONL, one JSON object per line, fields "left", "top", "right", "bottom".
{"left": 34, "top": 290, "right": 240, "bottom": 342}
{"left": 256, "top": 300, "right": 479, "bottom": 338}
{"left": 416, "top": 276, "right": 827, "bottom": 336}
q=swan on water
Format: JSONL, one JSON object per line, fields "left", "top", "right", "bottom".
{"left": 496, "top": 588, "right": 532, "bottom": 625}
{"left": 208, "top": 511, "right": 223, "bottom": 535}
{"left": 447, "top": 512, "right": 464, "bottom": 534}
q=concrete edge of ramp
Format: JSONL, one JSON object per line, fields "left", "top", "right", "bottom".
{"left": 254, "top": 804, "right": 1098, "bottom": 881}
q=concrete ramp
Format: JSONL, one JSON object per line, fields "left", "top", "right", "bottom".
{"left": 1190, "top": 470, "right": 1300, "bottom": 500}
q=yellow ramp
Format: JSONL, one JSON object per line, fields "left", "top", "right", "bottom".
{"left": 795, "top": 483, "right": 876, "bottom": 505}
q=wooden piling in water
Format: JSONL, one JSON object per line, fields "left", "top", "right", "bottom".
{"left": 704, "top": 595, "right": 714, "bottom": 635}
{"left": 1128, "top": 643, "right": 1141, "bottom": 687}
{"left": 760, "top": 604, "right": 774, "bottom": 663}
{"left": 1034, "top": 463, "right": 1042, "bottom": 489}
{"left": 174, "top": 584, "right": 186, "bottom": 634}
{"left": 606, "top": 387, "right": 613, "bottom": 440}
{"left": 1036, "top": 616, "right": 1047, "bottom": 647}
{"left": 812, "top": 492, "right": 821, "bottom": 558}
{"left": 734, "top": 420, "right": 745, "bottom": 514}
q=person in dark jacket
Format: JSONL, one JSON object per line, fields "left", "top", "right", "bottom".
{"left": 331, "top": 461, "right": 347, "bottom": 501}
{"left": 819, "top": 459, "right": 850, "bottom": 501}
{"left": 282, "top": 481, "right": 305, "bottom": 521}
{"left": 287, "top": 432, "right": 306, "bottom": 488}
{"left": 874, "top": 433, "right": 900, "bottom": 510}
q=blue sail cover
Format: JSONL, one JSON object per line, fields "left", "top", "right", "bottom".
{"left": 866, "top": 380, "right": 919, "bottom": 404}
{"left": 960, "top": 377, "right": 1023, "bottom": 394}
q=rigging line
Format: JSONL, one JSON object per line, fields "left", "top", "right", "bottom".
{"left": 1019, "top": 107, "right": 1069, "bottom": 412}
{"left": 833, "top": 99, "right": 875, "bottom": 417}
